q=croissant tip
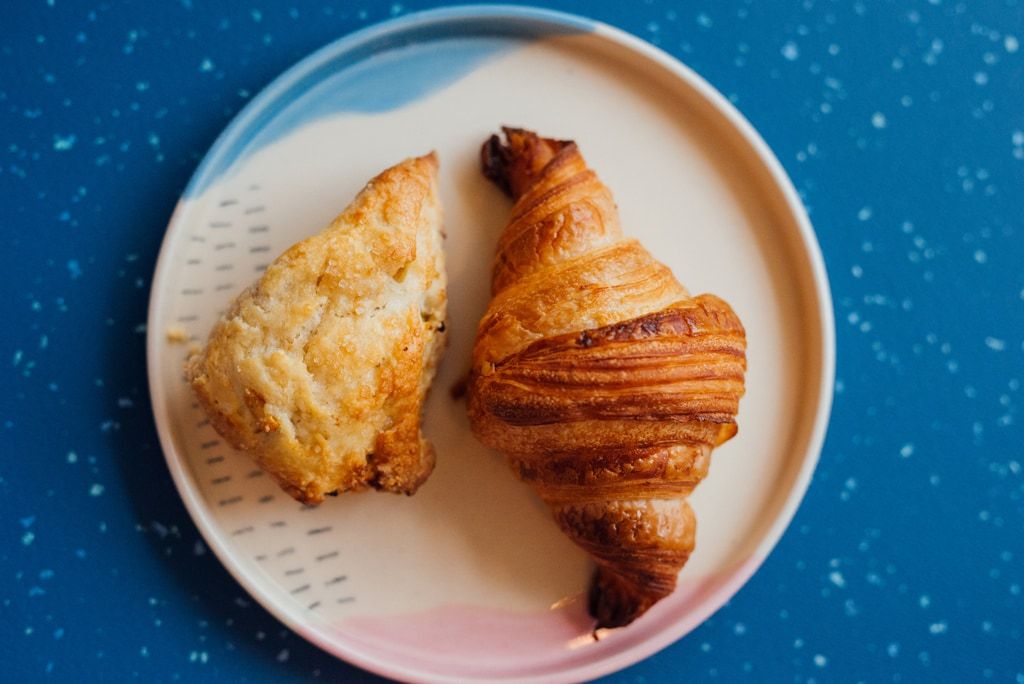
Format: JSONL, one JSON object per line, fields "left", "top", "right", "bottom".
{"left": 480, "top": 127, "right": 576, "bottom": 199}
{"left": 481, "top": 134, "right": 513, "bottom": 197}
{"left": 587, "top": 567, "right": 647, "bottom": 629}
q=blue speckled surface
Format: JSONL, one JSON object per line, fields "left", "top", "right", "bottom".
{"left": 2, "top": 1, "right": 1022, "bottom": 682}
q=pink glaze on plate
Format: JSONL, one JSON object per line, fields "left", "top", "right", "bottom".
{"left": 326, "top": 566, "right": 748, "bottom": 681}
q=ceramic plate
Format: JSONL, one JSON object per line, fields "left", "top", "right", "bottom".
{"left": 147, "top": 6, "right": 834, "bottom": 682}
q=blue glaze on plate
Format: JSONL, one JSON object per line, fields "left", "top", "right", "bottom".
{"left": 184, "top": 6, "right": 593, "bottom": 197}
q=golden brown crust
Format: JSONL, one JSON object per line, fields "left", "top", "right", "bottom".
{"left": 467, "top": 130, "right": 747, "bottom": 628}
{"left": 187, "top": 154, "right": 446, "bottom": 504}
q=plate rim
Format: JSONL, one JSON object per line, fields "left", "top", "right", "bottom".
{"left": 146, "top": 5, "right": 836, "bottom": 683}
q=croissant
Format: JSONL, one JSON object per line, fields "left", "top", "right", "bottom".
{"left": 467, "top": 128, "right": 747, "bottom": 628}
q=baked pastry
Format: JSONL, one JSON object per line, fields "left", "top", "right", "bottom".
{"left": 188, "top": 154, "right": 446, "bottom": 504}
{"left": 467, "top": 129, "right": 747, "bottom": 628}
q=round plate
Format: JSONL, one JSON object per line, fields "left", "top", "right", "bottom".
{"left": 147, "top": 6, "right": 834, "bottom": 683}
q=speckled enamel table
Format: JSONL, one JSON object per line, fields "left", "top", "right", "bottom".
{"left": 3, "top": 2, "right": 1022, "bottom": 682}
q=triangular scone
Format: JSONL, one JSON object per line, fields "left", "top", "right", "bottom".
{"left": 187, "top": 154, "right": 446, "bottom": 504}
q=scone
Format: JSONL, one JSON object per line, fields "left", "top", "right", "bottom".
{"left": 187, "top": 154, "right": 446, "bottom": 504}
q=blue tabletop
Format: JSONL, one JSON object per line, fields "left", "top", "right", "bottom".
{"left": 3, "top": 1, "right": 1022, "bottom": 682}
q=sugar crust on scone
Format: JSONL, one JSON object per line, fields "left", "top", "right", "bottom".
{"left": 187, "top": 154, "right": 446, "bottom": 504}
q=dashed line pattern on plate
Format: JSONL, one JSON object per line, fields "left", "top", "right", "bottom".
{"left": 165, "top": 181, "right": 360, "bottom": 621}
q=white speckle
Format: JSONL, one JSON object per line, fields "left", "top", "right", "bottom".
{"left": 781, "top": 41, "right": 799, "bottom": 60}
{"left": 1006, "top": 35, "right": 1019, "bottom": 53}
{"left": 193, "top": 540, "right": 206, "bottom": 556}
{"left": 828, "top": 43, "right": 840, "bottom": 55}
{"left": 929, "top": 621, "right": 948, "bottom": 634}
{"left": 1011, "top": 584, "right": 1021, "bottom": 596}
{"left": 813, "top": 654, "right": 827, "bottom": 668}
{"left": 22, "top": 532, "right": 35, "bottom": 546}
{"left": 974, "top": 249, "right": 988, "bottom": 263}
{"left": 985, "top": 337, "right": 1006, "bottom": 351}
{"left": 89, "top": 483, "right": 104, "bottom": 497}
{"left": 700, "top": 642, "right": 711, "bottom": 652}
{"left": 67, "top": 451, "right": 78, "bottom": 463}
{"left": 900, "top": 443, "right": 915, "bottom": 458}
{"left": 199, "top": 58, "right": 214, "bottom": 73}
{"left": 67, "top": 259, "right": 82, "bottom": 279}
{"left": 974, "top": 71, "right": 989, "bottom": 85}
{"left": 919, "top": 594, "right": 931, "bottom": 608}
{"left": 857, "top": 206, "right": 873, "bottom": 221}
{"left": 793, "top": 638, "right": 804, "bottom": 649}
{"left": 733, "top": 622, "right": 747, "bottom": 635}
{"left": 53, "top": 134, "right": 76, "bottom": 151}
{"left": 887, "top": 642, "right": 900, "bottom": 657}
{"left": 696, "top": 12, "right": 712, "bottom": 28}
{"left": 829, "top": 571, "right": 846, "bottom": 588}
{"left": 851, "top": 265, "right": 863, "bottom": 278}
{"left": 871, "top": 112, "right": 888, "bottom": 129}
{"left": 276, "top": 649, "right": 290, "bottom": 663}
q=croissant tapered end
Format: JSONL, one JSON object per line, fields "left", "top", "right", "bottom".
{"left": 481, "top": 127, "right": 574, "bottom": 200}
{"left": 589, "top": 567, "right": 665, "bottom": 630}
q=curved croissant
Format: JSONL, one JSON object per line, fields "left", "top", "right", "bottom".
{"left": 467, "top": 128, "right": 747, "bottom": 628}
